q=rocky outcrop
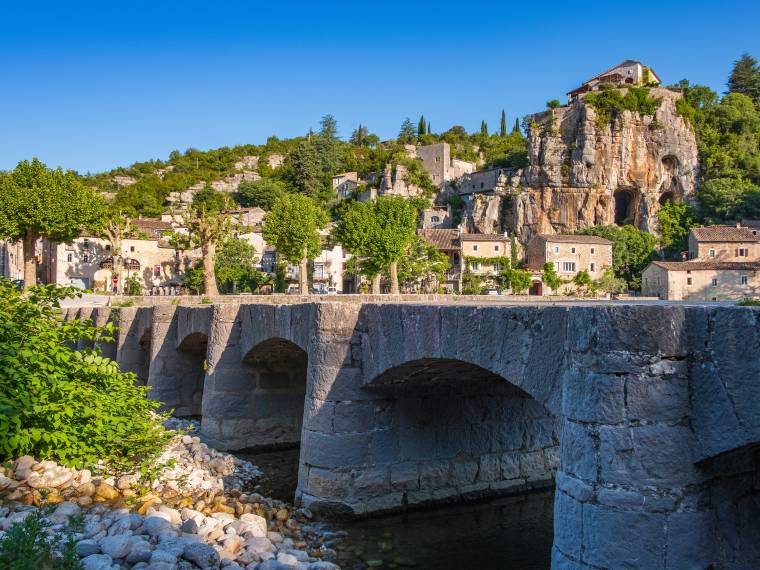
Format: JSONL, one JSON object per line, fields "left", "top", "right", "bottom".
{"left": 506, "top": 87, "right": 698, "bottom": 244}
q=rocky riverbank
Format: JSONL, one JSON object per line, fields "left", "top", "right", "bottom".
{"left": 0, "top": 427, "right": 341, "bottom": 570}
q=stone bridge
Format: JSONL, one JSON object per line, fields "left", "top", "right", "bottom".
{"left": 68, "top": 300, "right": 760, "bottom": 569}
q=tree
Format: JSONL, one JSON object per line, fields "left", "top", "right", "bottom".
{"left": 546, "top": 99, "right": 562, "bottom": 109}
{"left": 214, "top": 236, "right": 270, "bottom": 293}
{"left": 315, "top": 114, "right": 342, "bottom": 175}
{"left": 512, "top": 118, "right": 521, "bottom": 134}
{"left": 288, "top": 141, "right": 325, "bottom": 199}
{"left": 332, "top": 201, "right": 377, "bottom": 290}
{"left": 396, "top": 235, "right": 448, "bottom": 293}
{"left": 576, "top": 225, "right": 656, "bottom": 289}
{"left": 657, "top": 201, "right": 695, "bottom": 258}
{"left": 235, "top": 179, "right": 287, "bottom": 210}
{"left": 728, "top": 53, "right": 760, "bottom": 108}
{"left": 500, "top": 110, "right": 507, "bottom": 138}
{"left": 542, "top": 262, "right": 562, "bottom": 294}
{"left": 192, "top": 187, "right": 227, "bottom": 212}
{"left": 319, "top": 114, "right": 338, "bottom": 139}
{"left": 572, "top": 270, "right": 593, "bottom": 296}
{"left": 427, "top": 122, "right": 431, "bottom": 135}
{"left": 507, "top": 268, "right": 532, "bottom": 294}
{"left": 399, "top": 118, "right": 417, "bottom": 143}
{"left": 480, "top": 120, "right": 488, "bottom": 136}
{"left": 263, "top": 194, "right": 328, "bottom": 294}
{"left": 594, "top": 268, "right": 627, "bottom": 296}
{"left": 418, "top": 116, "right": 427, "bottom": 137}
{"left": 100, "top": 209, "right": 134, "bottom": 294}
{"left": 698, "top": 177, "right": 754, "bottom": 220}
{"left": 0, "top": 159, "right": 106, "bottom": 288}
{"left": 180, "top": 201, "right": 233, "bottom": 297}
{"left": 350, "top": 124, "right": 369, "bottom": 146}
{"left": 0, "top": 281, "right": 171, "bottom": 471}
{"left": 183, "top": 261, "right": 205, "bottom": 295}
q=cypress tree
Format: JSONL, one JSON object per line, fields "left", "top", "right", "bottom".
{"left": 512, "top": 118, "right": 520, "bottom": 134}
{"left": 418, "top": 115, "right": 427, "bottom": 137}
{"left": 480, "top": 120, "right": 488, "bottom": 136}
{"left": 500, "top": 110, "right": 507, "bottom": 138}
{"left": 427, "top": 122, "right": 431, "bottom": 135}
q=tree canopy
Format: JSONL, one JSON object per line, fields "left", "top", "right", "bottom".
{"left": 575, "top": 225, "right": 656, "bottom": 289}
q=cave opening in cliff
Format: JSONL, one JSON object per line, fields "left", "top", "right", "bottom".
{"left": 613, "top": 190, "right": 634, "bottom": 225}
{"left": 659, "top": 191, "right": 675, "bottom": 206}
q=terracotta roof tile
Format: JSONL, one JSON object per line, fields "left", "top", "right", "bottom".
{"left": 534, "top": 234, "right": 613, "bottom": 245}
{"left": 419, "top": 229, "right": 460, "bottom": 251}
{"left": 691, "top": 226, "right": 760, "bottom": 242}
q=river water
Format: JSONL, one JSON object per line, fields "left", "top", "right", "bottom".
{"left": 239, "top": 447, "right": 553, "bottom": 570}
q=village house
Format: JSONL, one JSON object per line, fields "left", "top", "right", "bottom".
{"left": 414, "top": 142, "right": 476, "bottom": 190}
{"left": 420, "top": 205, "right": 452, "bottom": 229}
{"left": 642, "top": 261, "right": 760, "bottom": 301}
{"left": 567, "top": 60, "right": 661, "bottom": 101}
{"left": 456, "top": 167, "right": 514, "bottom": 200}
{"left": 461, "top": 233, "right": 511, "bottom": 283}
{"left": 525, "top": 234, "right": 613, "bottom": 295}
{"left": 419, "top": 229, "right": 461, "bottom": 292}
{"left": 0, "top": 240, "right": 24, "bottom": 281}
{"left": 642, "top": 225, "right": 760, "bottom": 300}
{"left": 687, "top": 225, "right": 760, "bottom": 260}
{"left": 332, "top": 172, "right": 362, "bottom": 200}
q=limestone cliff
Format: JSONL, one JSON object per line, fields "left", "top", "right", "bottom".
{"left": 505, "top": 87, "right": 698, "bottom": 244}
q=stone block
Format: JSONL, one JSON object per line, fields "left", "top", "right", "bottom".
{"left": 582, "top": 503, "right": 666, "bottom": 569}
{"left": 451, "top": 459, "right": 478, "bottom": 486}
{"left": 353, "top": 466, "right": 390, "bottom": 496}
{"left": 306, "top": 468, "right": 351, "bottom": 498}
{"left": 477, "top": 454, "right": 500, "bottom": 483}
{"left": 555, "top": 470, "right": 593, "bottom": 502}
{"left": 553, "top": 491, "right": 583, "bottom": 561}
{"left": 520, "top": 450, "right": 545, "bottom": 478}
{"left": 501, "top": 452, "right": 521, "bottom": 479}
{"left": 302, "top": 398, "right": 334, "bottom": 433}
{"left": 399, "top": 427, "right": 437, "bottom": 462}
{"left": 562, "top": 371, "right": 625, "bottom": 424}
{"left": 371, "top": 429, "right": 399, "bottom": 465}
{"left": 301, "top": 430, "right": 370, "bottom": 469}
{"left": 419, "top": 460, "right": 451, "bottom": 488}
{"left": 560, "top": 421, "right": 597, "bottom": 483}
{"left": 596, "top": 487, "right": 644, "bottom": 509}
{"left": 666, "top": 511, "right": 715, "bottom": 569}
{"left": 626, "top": 375, "right": 689, "bottom": 422}
{"left": 333, "top": 401, "right": 377, "bottom": 433}
{"left": 390, "top": 462, "right": 419, "bottom": 492}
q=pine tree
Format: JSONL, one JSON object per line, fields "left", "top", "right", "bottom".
{"left": 512, "top": 118, "right": 520, "bottom": 134}
{"left": 728, "top": 53, "right": 760, "bottom": 108}
{"left": 500, "top": 110, "right": 507, "bottom": 138}
{"left": 399, "top": 118, "right": 416, "bottom": 143}
{"left": 418, "top": 115, "right": 427, "bottom": 137}
{"left": 480, "top": 120, "right": 488, "bottom": 136}
{"left": 427, "top": 122, "right": 431, "bottom": 135}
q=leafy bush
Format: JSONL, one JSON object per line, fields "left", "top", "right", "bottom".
{"left": 0, "top": 508, "right": 81, "bottom": 570}
{"left": 584, "top": 87, "right": 661, "bottom": 127}
{"left": 575, "top": 225, "right": 656, "bottom": 289}
{"left": 737, "top": 298, "right": 760, "bottom": 306}
{"left": 0, "top": 281, "right": 171, "bottom": 471}
{"left": 125, "top": 274, "right": 142, "bottom": 296}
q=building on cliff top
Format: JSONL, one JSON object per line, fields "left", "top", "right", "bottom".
{"left": 688, "top": 225, "right": 760, "bottom": 260}
{"left": 568, "top": 60, "right": 661, "bottom": 100}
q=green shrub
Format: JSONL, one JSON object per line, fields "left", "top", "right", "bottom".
{"left": 0, "top": 508, "right": 82, "bottom": 570}
{"left": 0, "top": 280, "right": 171, "bottom": 472}
{"left": 125, "top": 274, "right": 142, "bottom": 296}
{"left": 584, "top": 87, "right": 661, "bottom": 128}
{"left": 737, "top": 298, "right": 760, "bottom": 306}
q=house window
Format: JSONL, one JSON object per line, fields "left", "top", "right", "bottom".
{"left": 130, "top": 246, "right": 135, "bottom": 252}
{"left": 571, "top": 247, "right": 576, "bottom": 254}
{"left": 737, "top": 248, "right": 749, "bottom": 257}
{"left": 473, "top": 245, "right": 478, "bottom": 252}
{"left": 711, "top": 278, "right": 718, "bottom": 286}
{"left": 553, "top": 246, "right": 559, "bottom": 253}
{"left": 105, "top": 244, "right": 111, "bottom": 251}
{"left": 494, "top": 245, "right": 500, "bottom": 252}
{"left": 435, "top": 156, "right": 441, "bottom": 162}
{"left": 67, "top": 253, "right": 73, "bottom": 263}
{"left": 563, "top": 262, "right": 576, "bottom": 272}
{"left": 470, "top": 262, "right": 480, "bottom": 270}
{"left": 590, "top": 263, "right": 595, "bottom": 272}
{"left": 494, "top": 263, "right": 502, "bottom": 272}
{"left": 687, "top": 277, "right": 692, "bottom": 286}
{"left": 82, "top": 254, "right": 89, "bottom": 263}
{"left": 83, "top": 239, "right": 90, "bottom": 248}
{"left": 555, "top": 261, "right": 560, "bottom": 271}
{"left": 590, "top": 247, "right": 595, "bottom": 254}
{"left": 709, "top": 249, "right": 715, "bottom": 258}
{"left": 644, "top": 277, "right": 648, "bottom": 286}
{"left": 480, "top": 182, "right": 484, "bottom": 188}
{"left": 431, "top": 216, "right": 440, "bottom": 223}
{"left": 742, "top": 275, "right": 749, "bottom": 285}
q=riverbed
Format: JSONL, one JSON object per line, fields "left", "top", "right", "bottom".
{"left": 240, "top": 447, "right": 554, "bottom": 569}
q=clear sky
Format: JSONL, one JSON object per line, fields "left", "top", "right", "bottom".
{"left": 1, "top": 0, "right": 758, "bottom": 174}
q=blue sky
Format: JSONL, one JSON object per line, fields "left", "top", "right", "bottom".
{"left": 1, "top": 0, "right": 758, "bottom": 173}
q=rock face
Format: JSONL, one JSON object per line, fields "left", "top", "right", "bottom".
{"left": 493, "top": 87, "right": 698, "bottom": 244}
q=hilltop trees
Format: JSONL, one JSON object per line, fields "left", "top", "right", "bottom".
{"left": 235, "top": 179, "right": 287, "bottom": 210}
{"left": 728, "top": 53, "right": 760, "bottom": 108}
{"left": 214, "top": 237, "right": 270, "bottom": 293}
{"left": 399, "top": 118, "right": 416, "bottom": 143}
{"left": 0, "top": 159, "right": 106, "bottom": 288}
{"left": 263, "top": 194, "right": 328, "bottom": 294}
{"left": 500, "top": 110, "right": 507, "bottom": 138}
{"left": 418, "top": 116, "right": 427, "bottom": 137}
{"left": 576, "top": 225, "right": 656, "bottom": 289}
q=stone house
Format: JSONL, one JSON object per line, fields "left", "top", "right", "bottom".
{"left": 420, "top": 206, "right": 452, "bottom": 229}
{"left": 414, "top": 142, "right": 476, "bottom": 190}
{"left": 461, "top": 233, "right": 511, "bottom": 284}
{"left": 526, "top": 234, "right": 613, "bottom": 295}
{"left": 642, "top": 261, "right": 760, "bottom": 301}
{"left": 567, "top": 60, "right": 661, "bottom": 101}
{"left": 419, "top": 229, "right": 462, "bottom": 292}
{"left": 687, "top": 225, "right": 760, "bottom": 261}
{"left": 0, "top": 240, "right": 24, "bottom": 281}
{"left": 332, "top": 172, "right": 362, "bottom": 200}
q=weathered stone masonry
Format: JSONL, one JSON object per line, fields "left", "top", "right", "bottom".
{"left": 65, "top": 300, "right": 760, "bottom": 570}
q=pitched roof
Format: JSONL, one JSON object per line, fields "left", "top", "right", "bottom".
{"left": 690, "top": 225, "right": 760, "bottom": 243}
{"left": 533, "top": 234, "right": 613, "bottom": 245}
{"left": 650, "top": 260, "right": 760, "bottom": 271}
{"left": 419, "top": 229, "right": 460, "bottom": 251}
{"left": 460, "top": 233, "right": 510, "bottom": 242}
{"left": 132, "top": 218, "right": 173, "bottom": 232}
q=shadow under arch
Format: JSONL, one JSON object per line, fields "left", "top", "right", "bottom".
{"left": 238, "top": 337, "right": 308, "bottom": 449}
{"left": 304, "top": 356, "right": 559, "bottom": 518}
{"left": 173, "top": 331, "right": 208, "bottom": 417}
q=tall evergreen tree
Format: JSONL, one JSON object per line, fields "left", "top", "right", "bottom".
{"left": 480, "top": 120, "right": 488, "bottom": 136}
{"left": 500, "top": 110, "right": 507, "bottom": 138}
{"left": 728, "top": 53, "right": 760, "bottom": 108}
{"left": 512, "top": 118, "right": 520, "bottom": 134}
{"left": 399, "top": 118, "right": 416, "bottom": 143}
{"left": 418, "top": 115, "right": 427, "bottom": 137}
{"left": 427, "top": 122, "right": 431, "bottom": 135}
{"left": 289, "top": 141, "right": 324, "bottom": 198}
